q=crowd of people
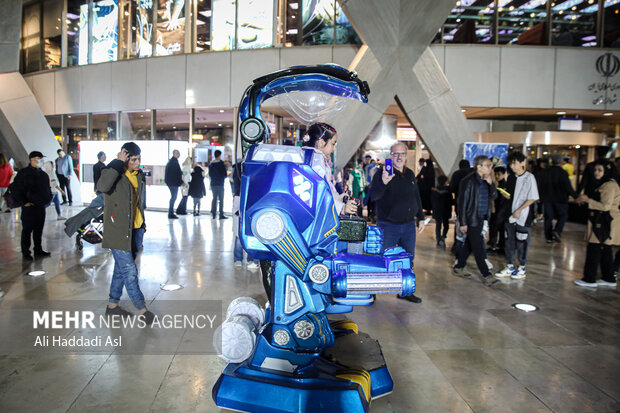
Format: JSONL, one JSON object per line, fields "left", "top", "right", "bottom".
{"left": 2, "top": 127, "right": 619, "bottom": 310}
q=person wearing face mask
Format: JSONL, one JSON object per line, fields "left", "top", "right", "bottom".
{"left": 302, "top": 123, "right": 357, "bottom": 215}
{"left": 97, "top": 142, "right": 155, "bottom": 324}
{"left": 11, "top": 151, "right": 53, "bottom": 260}
{"left": 574, "top": 160, "right": 620, "bottom": 288}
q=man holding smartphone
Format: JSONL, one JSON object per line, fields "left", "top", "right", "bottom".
{"left": 370, "top": 142, "right": 425, "bottom": 304}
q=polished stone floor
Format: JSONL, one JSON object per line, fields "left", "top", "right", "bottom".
{"left": 0, "top": 206, "right": 619, "bottom": 413}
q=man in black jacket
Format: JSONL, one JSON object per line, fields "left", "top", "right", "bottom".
{"left": 449, "top": 159, "right": 473, "bottom": 253}
{"left": 12, "top": 151, "right": 53, "bottom": 260}
{"left": 209, "top": 150, "right": 228, "bottom": 219}
{"left": 165, "top": 149, "right": 183, "bottom": 219}
{"left": 370, "top": 142, "right": 425, "bottom": 303}
{"left": 537, "top": 154, "right": 578, "bottom": 242}
{"left": 453, "top": 155, "right": 498, "bottom": 285}
{"left": 93, "top": 151, "right": 106, "bottom": 193}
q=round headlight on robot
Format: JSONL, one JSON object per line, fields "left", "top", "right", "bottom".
{"left": 293, "top": 320, "right": 314, "bottom": 340}
{"left": 273, "top": 329, "right": 290, "bottom": 346}
{"left": 240, "top": 118, "right": 265, "bottom": 143}
{"left": 252, "top": 210, "right": 286, "bottom": 244}
{"left": 308, "top": 263, "right": 329, "bottom": 284}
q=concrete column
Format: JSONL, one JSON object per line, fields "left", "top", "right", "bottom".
{"left": 0, "top": 0, "right": 22, "bottom": 73}
{"left": 334, "top": 0, "right": 470, "bottom": 174}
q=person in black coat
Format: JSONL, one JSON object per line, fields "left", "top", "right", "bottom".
{"left": 164, "top": 150, "right": 183, "bottom": 219}
{"left": 208, "top": 150, "right": 228, "bottom": 219}
{"left": 489, "top": 166, "right": 510, "bottom": 254}
{"left": 93, "top": 151, "right": 106, "bottom": 193}
{"left": 188, "top": 165, "right": 206, "bottom": 215}
{"left": 537, "top": 154, "right": 579, "bottom": 242}
{"left": 431, "top": 175, "right": 452, "bottom": 248}
{"left": 417, "top": 158, "right": 435, "bottom": 214}
{"left": 11, "top": 151, "right": 53, "bottom": 260}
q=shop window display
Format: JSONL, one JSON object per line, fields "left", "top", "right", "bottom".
{"left": 155, "top": 109, "right": 190, "bottom": 141}
{"left": 211, "top": 0, "right": 236, "bottom": 51}
{"left": 123, "top": 111, "right": 152, "bottom": 140}
{"left": 21, "top": 3, "right": 42, "bottom": 73}
{"left": 156, "top": 0, "right": 186, "bottom": 55}
{"left": 43, "top": 0, "right": 63, "bottom": 69}
{"left": 196, "top": 0, "right": 212, "bottom": 51}
{"left": 67, "top": 0, "right": 84, "bottom": 66}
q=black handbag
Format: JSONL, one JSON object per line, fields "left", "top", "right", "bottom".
{"left": 3, "top": 183, "right": 21, "bottom": 209}
{"left": 589, "top": 209, "right": 612, "bottom": 243}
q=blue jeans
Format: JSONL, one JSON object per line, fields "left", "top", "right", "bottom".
{"left": 211, "top": 185, "right": 224, "bottom": 217}
{"left": 168, "top": 185, "right": 179, "bottom": 215}
{"left": 45, "top": 193, "right": 61, "bottom": 215}
{"left": 109, "top": 228, "right": 146, "bottom": 310}
{"left": 378, "top": 220, "right": 417, "bottom": 259}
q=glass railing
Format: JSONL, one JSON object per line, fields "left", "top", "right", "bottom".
{"left": 432, "top": 0, "right": 619, "bottom": 48}
{"left": 21, "top": 0, "right": 362, "bottom": 74}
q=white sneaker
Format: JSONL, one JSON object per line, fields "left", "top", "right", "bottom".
{"left": 574, "top": 279, "right": 597, "bottom": 288}
{"left": 248, "top": 263, "right": 260, "bottom": 271}
{"left": 485, "top": 259, "right": 493, "bottom": 271}
{"left": 495, "top": 265, "right": 515, "bottom": 278}
{"left": 0, "top": 290, "right": 4, "bottom": 299}
{"left": 234, "top": 261, "right": 242, "bottom": 268}
{"left": 596, "top": 279, "right": 617, "bottom": 287}
{"left": 57, "top": 215, "right": 66, "bottom": 221}
{"left": 511, "top": 266, "right": 526, "bottom": 280}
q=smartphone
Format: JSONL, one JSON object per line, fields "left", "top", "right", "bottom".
{"left": 385, "top": 159, "right": 393, "bottom": 175}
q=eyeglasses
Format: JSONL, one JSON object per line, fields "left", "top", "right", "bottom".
{"left": 391, "top": 152, "right": 407, "bottom": 157}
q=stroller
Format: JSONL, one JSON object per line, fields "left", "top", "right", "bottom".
{"left": 64, "top": 194, "right": 104, "bottom": 250}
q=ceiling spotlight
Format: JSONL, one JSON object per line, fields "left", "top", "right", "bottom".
{"left": 556, "top": 111, "right": 566, "bottom": 115}
{"left": 512, "top": 303, "right": 539, "bottom": 312}
{"left": 289, "top": 122, "right": 294, "bottom": 125}
{"left": 461, "top": 109, "right": 466, "bottom": 112}
{"left": 28, "top": 270, "right": 46, "bottom": 277}
{"left": 160, "top": 283, "right": 183, "bottom": 291}
{"left": 575, "top": 145, "right": 581, "bottom": 149}
{"left": 604, "top": 112, "right": 613, "bottom": 116}
{"left": 219, "top": 109, "right": 224, "bottom": 113}
{"left": 218, "top": 123, "right": 222, "bottom": 127}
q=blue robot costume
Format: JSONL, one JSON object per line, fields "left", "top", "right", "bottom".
{"left": 212, "top": 65, "right": 417, "bottom": 412}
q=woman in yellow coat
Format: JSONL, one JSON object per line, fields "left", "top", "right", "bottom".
{"left": 574, "top": 160, "right": 620, "bottom": 288}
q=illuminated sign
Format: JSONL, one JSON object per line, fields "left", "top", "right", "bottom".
{"left": 212, "top": 0, "right": 236, "bottom": 51}
{"left": 237, "top": 0, "right": 274, "bottom": 49}
{"left": 91, "top": 0, "right": 118, "bottom": 64}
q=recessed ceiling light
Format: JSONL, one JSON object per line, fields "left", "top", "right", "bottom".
{"left": 575, "top": 145, "right": 581, "bottom": 149}
{"left": 603, "top": 112, "right": 613, "bottom": 116}
{"left": 28, "top": 270, "right": 46, "bottom": 277}
{"left": 289, "top": 122, "right": 294, "bottom": 125}
{"left": 556, "top": 111, "right": 566, "bottom": 115}
{"left": 160, "top": 283, "right": 183, "bottom": 291}
{"left": 461, "top": 109, "right": 466, "bottom": 112}
{"left": 512, "top": 303, "right": 539, "bottom": 312}
{"left": 219, "top": 109, "right": 224, "bottom": 113}
{"left": 218, "top": 123, "right": 222, "bottom": 127}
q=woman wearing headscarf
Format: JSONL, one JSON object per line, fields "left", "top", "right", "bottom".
{"left": 574, "top": 159, "right": 620, "bottom": 288}
{"left": 302, "top": 122, "right": 357, "bottom": 215}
